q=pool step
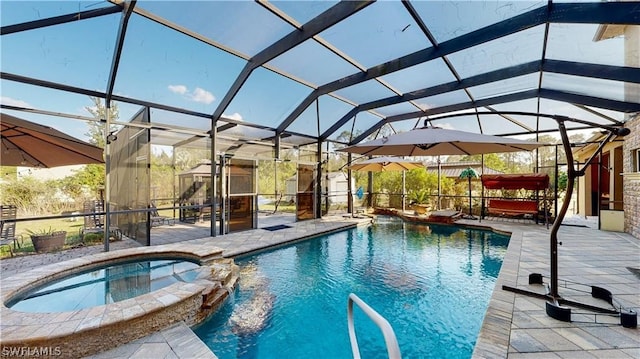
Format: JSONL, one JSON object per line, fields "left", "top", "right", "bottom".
{"left": 200, "top": 259, "right": 240, "bottom": 311}
{"left": 209, "top": 259, "right": 239, "bottom": 287}
{"left": 202, "top": 284, "right": 229, "bottom": 310}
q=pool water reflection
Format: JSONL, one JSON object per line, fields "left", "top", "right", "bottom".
{"left": 194, "top": 217, "right": 509, "bottom": 359}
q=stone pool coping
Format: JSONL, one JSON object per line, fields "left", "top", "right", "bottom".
{"left": 470, "top": 222, "right": 522, "bottom": 358}
{"left": 0, "top": 242, "right": 232, "bottom": 358}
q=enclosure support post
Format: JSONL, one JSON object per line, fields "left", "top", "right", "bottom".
{"left": 554, "top": 144, "right": 558, "bottom": 219}
{"left": 367, "top": 171, "right": 373, "bottom": 208}
{"left": 480, "top": 155, "right": 484, "bottom": 222}
{"left": 104, "top": 106, "right": 111, "bottom": 252}
{"left": 402, "top": 171, "right": 406, "bottom": 213}
{"left": 219, "top": 154, "right": 226, "bottom": 235}
{"left": 325, "top": 142, "right": 330, "bottom": 215}
{"left": 347, "top": 152, "right": 353, "bottom": 215}
{"left": 316, "top": 140, "right": 323, "bottom": 219}
{"left": 210, "top": 122, "right": 217, "bottom": 237}
{"left": 597, "top": 150, "right": 602, "bottom": 230}
{"left": 172, "top": 144, "right": 176, "bottom": 221}
{"left": 437, "top": 157, "right": 442, "bottom": 210}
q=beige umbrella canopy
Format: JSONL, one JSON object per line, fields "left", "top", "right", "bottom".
{"left": 339, "top": 127, "right": 545, "bottom": 156}
{"left": 347, "top": 156, "right": 423, "bottom": 212}
{"left": 347, "top": 156, "right": 423, "bottom": 172}
{"left": 0, "top": 113, "right": 104, "bottom": 167}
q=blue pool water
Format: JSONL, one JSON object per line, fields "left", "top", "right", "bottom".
{"left": 193, "top": 217, "right": 510, "bottom": 359}
{"left": 8, "top": 259, "right": 200, "bottom": 312}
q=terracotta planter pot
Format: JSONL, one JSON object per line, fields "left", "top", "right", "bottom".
{"left": 412, "top": 204, "right": 430, "bottom": 215}
{"left": 31, "top": 231, "right": 66, "bottom": 253}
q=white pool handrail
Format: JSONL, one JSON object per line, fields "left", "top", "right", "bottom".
{"left": 347, "top": 293, "right": 402, "bottom": 359}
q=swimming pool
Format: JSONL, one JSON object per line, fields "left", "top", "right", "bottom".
{"left": 194, "top": 217, "right": 509, "bottom": 358}
{"left": 8, "top": 259, "right": 201, "bottom": 312}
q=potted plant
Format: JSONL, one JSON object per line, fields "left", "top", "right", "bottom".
{"left": 408, "top": 189, "right": 431, "bottom": 215}
{"left": 27, "top": 227, "right": 66, "bottom": 253}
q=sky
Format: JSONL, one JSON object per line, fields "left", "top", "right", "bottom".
{"left": 0, "top": 0, "right": 633, "bottom": 146}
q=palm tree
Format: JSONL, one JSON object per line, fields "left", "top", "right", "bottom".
{"left": 459, "top": 167, "right": 480, "bottom": 218}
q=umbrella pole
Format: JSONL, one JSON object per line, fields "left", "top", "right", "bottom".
{"left": 503, "top": 119, "right": 636, "bottom": 327}
{"left": 468, "top": 176, "right": 472, "bottom": 218}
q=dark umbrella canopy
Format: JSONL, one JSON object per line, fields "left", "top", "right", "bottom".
{"left": 0, "top": 113, "right": 104, "bottom": 168}
{"left": 339, "top": 127, "right": 545, "bottom": 156}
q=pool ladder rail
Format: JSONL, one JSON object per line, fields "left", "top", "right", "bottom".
{"left": 347, "top": 293, "right": 402, "bottom": 359}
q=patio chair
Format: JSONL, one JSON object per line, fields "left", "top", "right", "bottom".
{"left": 1, "top": 205, "right": 22, "bottom": 257}
{"left": 150, "top": 202, "right": 175, "bottom": 227}
{"left": 81, "top": 200, "right": 122, "bottom": 242}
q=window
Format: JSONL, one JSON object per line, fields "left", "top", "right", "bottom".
{"left": 634, "top": 148, "right": 640, "bottom": 172}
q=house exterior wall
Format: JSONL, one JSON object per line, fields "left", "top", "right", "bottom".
{"left": 623, "top": 115, "right": 640, "bottom": 238}
{"left": 622, "top": 25, "right": 640, "bottom": 238}
{"left": 574, "top": 141, "right": 621, "bottom": 217}
{"left": 576, "top": 168, "right": 590, "bottom": 216}
{"left": 612, "top": 146, "right": 624, "bottom": 210}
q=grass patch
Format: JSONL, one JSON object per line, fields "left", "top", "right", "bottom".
{"left": 0, "top": 217, "right": 110, "bottom": 259}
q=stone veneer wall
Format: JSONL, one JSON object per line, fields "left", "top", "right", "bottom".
{"left": 623, "top": 115, "right": 640, "bottom": 238}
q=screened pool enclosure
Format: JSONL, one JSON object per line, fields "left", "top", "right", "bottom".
{"left": 1, "top": 1, "right": 638, "bottom": 246}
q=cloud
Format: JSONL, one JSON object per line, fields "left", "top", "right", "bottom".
{"left": 223, "top": 112, "right": 243, "bottom": 121}
{"left": 168, "top": 85, "right": 187, "bottom": 94}
{"left": 168, "top": 85, "right": 215, "bottom": 104}
{"left": 189, "top": 87, "right": 215, "bottom": 104}
{"left": 1, "top": 96, "right": 31, "bottom": 108}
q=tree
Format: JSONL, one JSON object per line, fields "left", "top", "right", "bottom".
{"left": 335, "top": 130, "right": 355, "bottom": 145}
{"left": 85, "top": 96, "right": 119, "bottom": 148}
{"left": 150, "top": 148, "right": 175, "bottom": 204}
{"left": 453, "top": 153, "right": 508, "bottom": 173}
{"left": 404, "top": 169, "right": 440, "bottom": 206}
{"left": 0, "top": 176, "right": 65, "bottom": 216}
{"left": 557, "top": 171, "right": 568, "bottom": 193}
{"left": 62, "top": 96, "right": 119, "bottom": 199}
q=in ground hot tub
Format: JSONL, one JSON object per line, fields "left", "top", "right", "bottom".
{"left": 8, "top": 258, "right": 201, "bottom": 313}
{"left": 0, "top": 244, "right": 238, "bottom": 358}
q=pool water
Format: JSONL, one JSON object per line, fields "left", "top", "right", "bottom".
{"left": 193, "top": 217, "right": 510, "bottom": 359}
{"left": 8, "top": 259, "right": 200, "bottom": 312}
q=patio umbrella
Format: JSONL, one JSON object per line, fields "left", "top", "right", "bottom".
{"left": 339, "top": 127, "right": 545, "bottom": 215}
{"left": 0, "top": 113, "right": 104, "bottom": 167}
{"left": 459, "top": 167, "right": 480, "bottom": 218}
{"left": 348, "top": 156, "right": 423, "bottom": 212}
{"left": 338, "top": 127, "right": 545, "bottom": 156}
{"left": 347, "top": 156, "right": 422, "bottom": 172}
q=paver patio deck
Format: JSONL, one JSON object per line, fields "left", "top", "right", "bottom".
{"left": 1, "top": 214, "right": 637, "bottom": 358}
{"left": 469, "top": 217, "right": 639, "bottom": 359}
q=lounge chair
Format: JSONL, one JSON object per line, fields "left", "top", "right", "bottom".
{"left": 81, "top": 200, "right": 122, "bottom": 242}
{"left": 1, "top": 205, "right": 22, "bottom": 257}
{"left": 150, "top": 202, "right": 175, "bottom": 227}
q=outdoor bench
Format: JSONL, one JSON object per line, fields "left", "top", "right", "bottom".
{"left": 486, "top": 199, "right": 538, "bottom": 217}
